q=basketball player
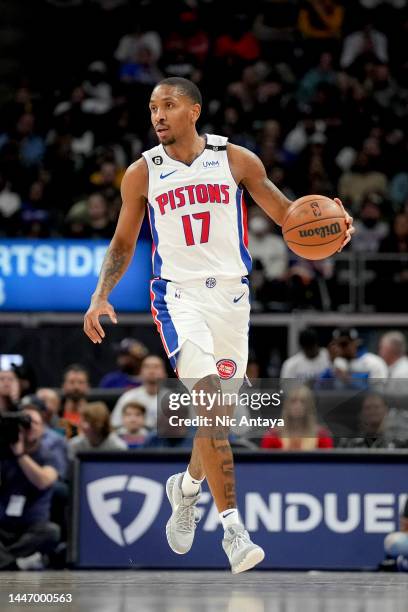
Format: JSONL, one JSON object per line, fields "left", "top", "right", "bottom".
{"left": 84, "top": 77, "right": 354, "bottom": 573}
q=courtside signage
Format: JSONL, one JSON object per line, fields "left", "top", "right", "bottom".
{"left": 0, "top": 239, "right": 151, "bottom": 311}
{"left": 76, "top": 458, "right": 408, "bottom": 569}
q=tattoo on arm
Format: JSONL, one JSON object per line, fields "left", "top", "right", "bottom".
{"left": 94, "top": 244, "right": 129, "bottom": 299}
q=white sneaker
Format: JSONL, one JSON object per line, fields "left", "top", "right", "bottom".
{"left": 222, "top": 524, "right": 265, "bottom": 574}
{"left": 16, "top": 552, "right": 44, "bottom": 571}
{"left": 166, "top": 472, "right": 201, "bottom": 554}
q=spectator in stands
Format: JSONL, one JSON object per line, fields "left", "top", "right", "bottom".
{"left": 117, "top": 402, "right": 149, "bottom": 449}
{"left": 0, "top": 369, "right": 20, "bottom": 412}
{"left": 376, "top": 214, "right": 408, "bottom": 311}
{"left": 114, "top": 25, "right": 162, "bottom": 66}
{"left": 19, "top": 397, "right": 68, "bottom": 480}
{"left": 248, "top": 208, "right": 288, "bottom": 310}
{"left": 0, "top": 173, "right": 21, "bottom": 235}
{"left": 298, "top": 0, "right": 344, "bottom": 57}
{"left": 319, "top": 327, "right": 388, "bottom": 384}
{"left": 84, "top": 192, "right": 116, "bottom": 239}
{"left": 379, "top": 331, "right": 408, "bottom": 378}
{"left": 280, "top": 329, "right": 330, "bottom": 381}
{"left": 60, "top": 364, "right": 90, "bottom": 437}
{"left": 144, "top": 402, "right": 193, "bottom": 449}
{"left": 261, "top": 385, "right": 333, "bottom": 450}
{"left": 214, "top": 13, "right": 260, "bottom": 76}
{"left": 99, "top": 338, "right": 148, "bottom": 389}
{"left": 69, "top": 402, "right": 127, "bottom": 458}
{"left": 338, "top": 146, "right": 388, "bottom": 209}
{"left": 382, "top": 498, "right": 408, "bottom": 571}
{"left": 351, "top": 192, "right": 389, "bottom": 253}
{"left": 0, "top": 405, "right": 60, "bottom": 569}
{"left": 340, "top": 23, "right": 388, "bottom": 73}
{"left": 338, "top": 392, "right": 404, "bottom": 448}
{"left": 111, "top": 355, "right": 167, "bottom": 429}
{"left": 36, "top": 388, "right": 62, "bottom": 431}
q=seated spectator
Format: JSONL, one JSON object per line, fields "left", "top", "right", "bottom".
{"left": 60, "top": 364, "right": 90, "bottom": 438}
{"left": 338, "top": 392, "right": 404, "bottom": 448}
{"left": 280, "top": 329, "right": 330, "bottom": 381}
{"left": 111, "top": 355, "right": 167, "bottom": 430}
{"left": 319, "top": 327, "right": 388, "bottom": 386}
{"left": 83, "top": 192, "right": 116, "bottom": 239}
{"left": 117, "top": 402, "right": 149, "bottom": 449}
{"left": 340, "top": 23, "right": 388, "bottom": 74}
{"left": 261, "top": 385, "right": 333, "bottom": 450}
{"left": 0, "top": 405, "right": 60, "bottom": 569}
{"left": 382, "top": 497, "right": 408, "bottom": 571}
{"left": 0, "top": 369, "right": 20, "bottom": 412}
{"left": 248, "top": 208, "right": 288, "bottom": 310}
{"left": 0, "top": 173, "right": 21, "bottom": 235}
{"left": 298, "top": 0, "right": 344, "bottom": 42}
{"left": 351, "top": 192, "right": 389, "bottom": 253}
{"left": 115, "top": 25, "right": 162, "bottom": 66}
{"left": 19, "top": 396, "right": 69, "bottom": 481}
{"left": 375, "top": 214, "right": 408, "bottom": 311}
{"left": 35, "top": 388, "right": 62, "bottom": 431}
{"left": 379, "top": 331, "right": 408, "bottom": 378}
{"left": 99, "top": 337, "right": 148, "bottom": 389}
{"left": 144, "top": 403, "right": 193, "bottom": 449}
{"left": 69, "top": 402, "right": 127, "bottom": 457}
{"left": 338, "top": 149, "right": 388, "bottom": 209}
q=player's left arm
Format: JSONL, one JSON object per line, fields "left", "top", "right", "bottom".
{"left": 227, "top": 143, "right": 354, "bottom": 250}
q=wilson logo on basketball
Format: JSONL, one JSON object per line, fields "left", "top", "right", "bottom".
{"left": 299, "top": 222, "right": 341, "bottom": 239}
{"left": 216, "top": 359, "right": 237, "bottom": 379}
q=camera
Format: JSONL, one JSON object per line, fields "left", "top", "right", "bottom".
{"left": 0, "top": 412, "right": 31, "bottom": 459}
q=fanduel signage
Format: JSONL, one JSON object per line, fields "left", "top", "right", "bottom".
{"left": 75, "top": 456, "right": 408, "bottom": 569}
{"left": 0, "top": 239, "right": 151, "bottom": 311}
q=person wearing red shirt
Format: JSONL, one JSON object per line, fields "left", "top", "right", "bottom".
{"left": 261, "top": 384, "right": 333, "bottom": 450}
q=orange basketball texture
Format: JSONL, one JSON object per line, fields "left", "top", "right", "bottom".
{"left": 282, "top": 195, "right": 347, "bottom": 260}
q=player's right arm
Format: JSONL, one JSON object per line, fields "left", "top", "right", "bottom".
{"left": 83, "top": 158, "right": 148, "bottom": 344}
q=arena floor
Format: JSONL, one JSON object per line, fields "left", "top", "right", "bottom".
{"left": 1, "top": 570, "right": 407, "bottom": 612}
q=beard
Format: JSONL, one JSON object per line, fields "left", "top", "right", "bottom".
{"left": 161, "top": 135, "right": 176, "bottom": 146}
{"left": 64, "top": 391, "right": 86, "bottom": 403}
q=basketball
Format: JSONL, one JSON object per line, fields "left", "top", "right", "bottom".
{"left": 282, "top": 195, "right": 347, "bottom": 260}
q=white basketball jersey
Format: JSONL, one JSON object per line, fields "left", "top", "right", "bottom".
{"left": 142, "top": 134, "right": 252, "bottom": 283}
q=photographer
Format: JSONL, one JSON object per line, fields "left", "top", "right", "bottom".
{"left": 0, "top": 405, "right": 60, "bottom": 570}
{"left": 0, "top": 369, "right": 20, "bottom": 413}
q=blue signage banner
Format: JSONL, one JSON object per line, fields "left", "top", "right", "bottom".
{"left": 75, "top": 455, "right": 408, "bottom": 570}
{"left": 0, "top": 239, "right": 152, "bottom": 311}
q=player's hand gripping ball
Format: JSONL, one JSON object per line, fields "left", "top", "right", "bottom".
{"left": 282, "top": 195, "right": 353, "bottom": 260}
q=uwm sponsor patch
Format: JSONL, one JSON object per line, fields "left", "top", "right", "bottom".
{"left": 299, "top": 222, "right": 341, "bottom": 239}
{"left": 216, "top": 358, "right": 237, "bottom": 379}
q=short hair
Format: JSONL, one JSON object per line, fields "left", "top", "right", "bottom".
{"left": 299, "top": 329, "right": 318, "bottom": 349}
{"left": 63, "top": 363, "right": 89, "bottom": 380}
{"left": 381, "top": 331, "right": 406, "bottom": 356}
{"left": 80, "top": 402, "right": 111, "bottom": 439}
{"left": 155, "top": 77, "right": 202, "bottom": 106}
{"left": 122, "top": 402, "right": 146, "bottom": 416}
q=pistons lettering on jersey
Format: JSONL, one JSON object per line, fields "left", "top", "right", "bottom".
{"left": 156, "top": 183, "right": 230, "bottom": 215}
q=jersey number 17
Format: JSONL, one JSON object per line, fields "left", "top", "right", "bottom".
{"left": 181, "top": 212, "right": 210, "bottom": 246}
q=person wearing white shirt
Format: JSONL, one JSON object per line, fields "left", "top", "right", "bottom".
{"left": 110, "top": 355, "right": 166, "bottom": 429}
{"left": 379, "top": 331, "right": 408, "bottom": 379}
{"left": 280, "top": 329, "right": 330, "bottom": 380}
{"left": 331, "top": 327, "right": 388, "bottom": 379}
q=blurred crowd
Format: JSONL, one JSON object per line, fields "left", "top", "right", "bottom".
{"left": 1, "top": 322, "right": 408, "bottom": 569}
{"left": 1, "top": 0, "right": 408, "bottom": 311}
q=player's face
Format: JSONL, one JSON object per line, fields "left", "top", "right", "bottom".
{"left": 149, "top": 85, "right": 200, "bottom": 146}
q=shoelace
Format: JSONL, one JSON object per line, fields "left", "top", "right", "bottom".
{"left": 230, "top": 530, "right": 249, "bottom": 556}
{"left": 176, "top": 503, "right": 201, "bottom": 533}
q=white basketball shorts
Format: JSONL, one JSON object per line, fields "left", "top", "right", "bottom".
{"left": 150, "top": 276, "right": 250, "bottom": 387}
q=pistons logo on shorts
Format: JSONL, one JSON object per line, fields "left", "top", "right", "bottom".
{"left": 216, "top": 359, "right": 237, "bottom": 379}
